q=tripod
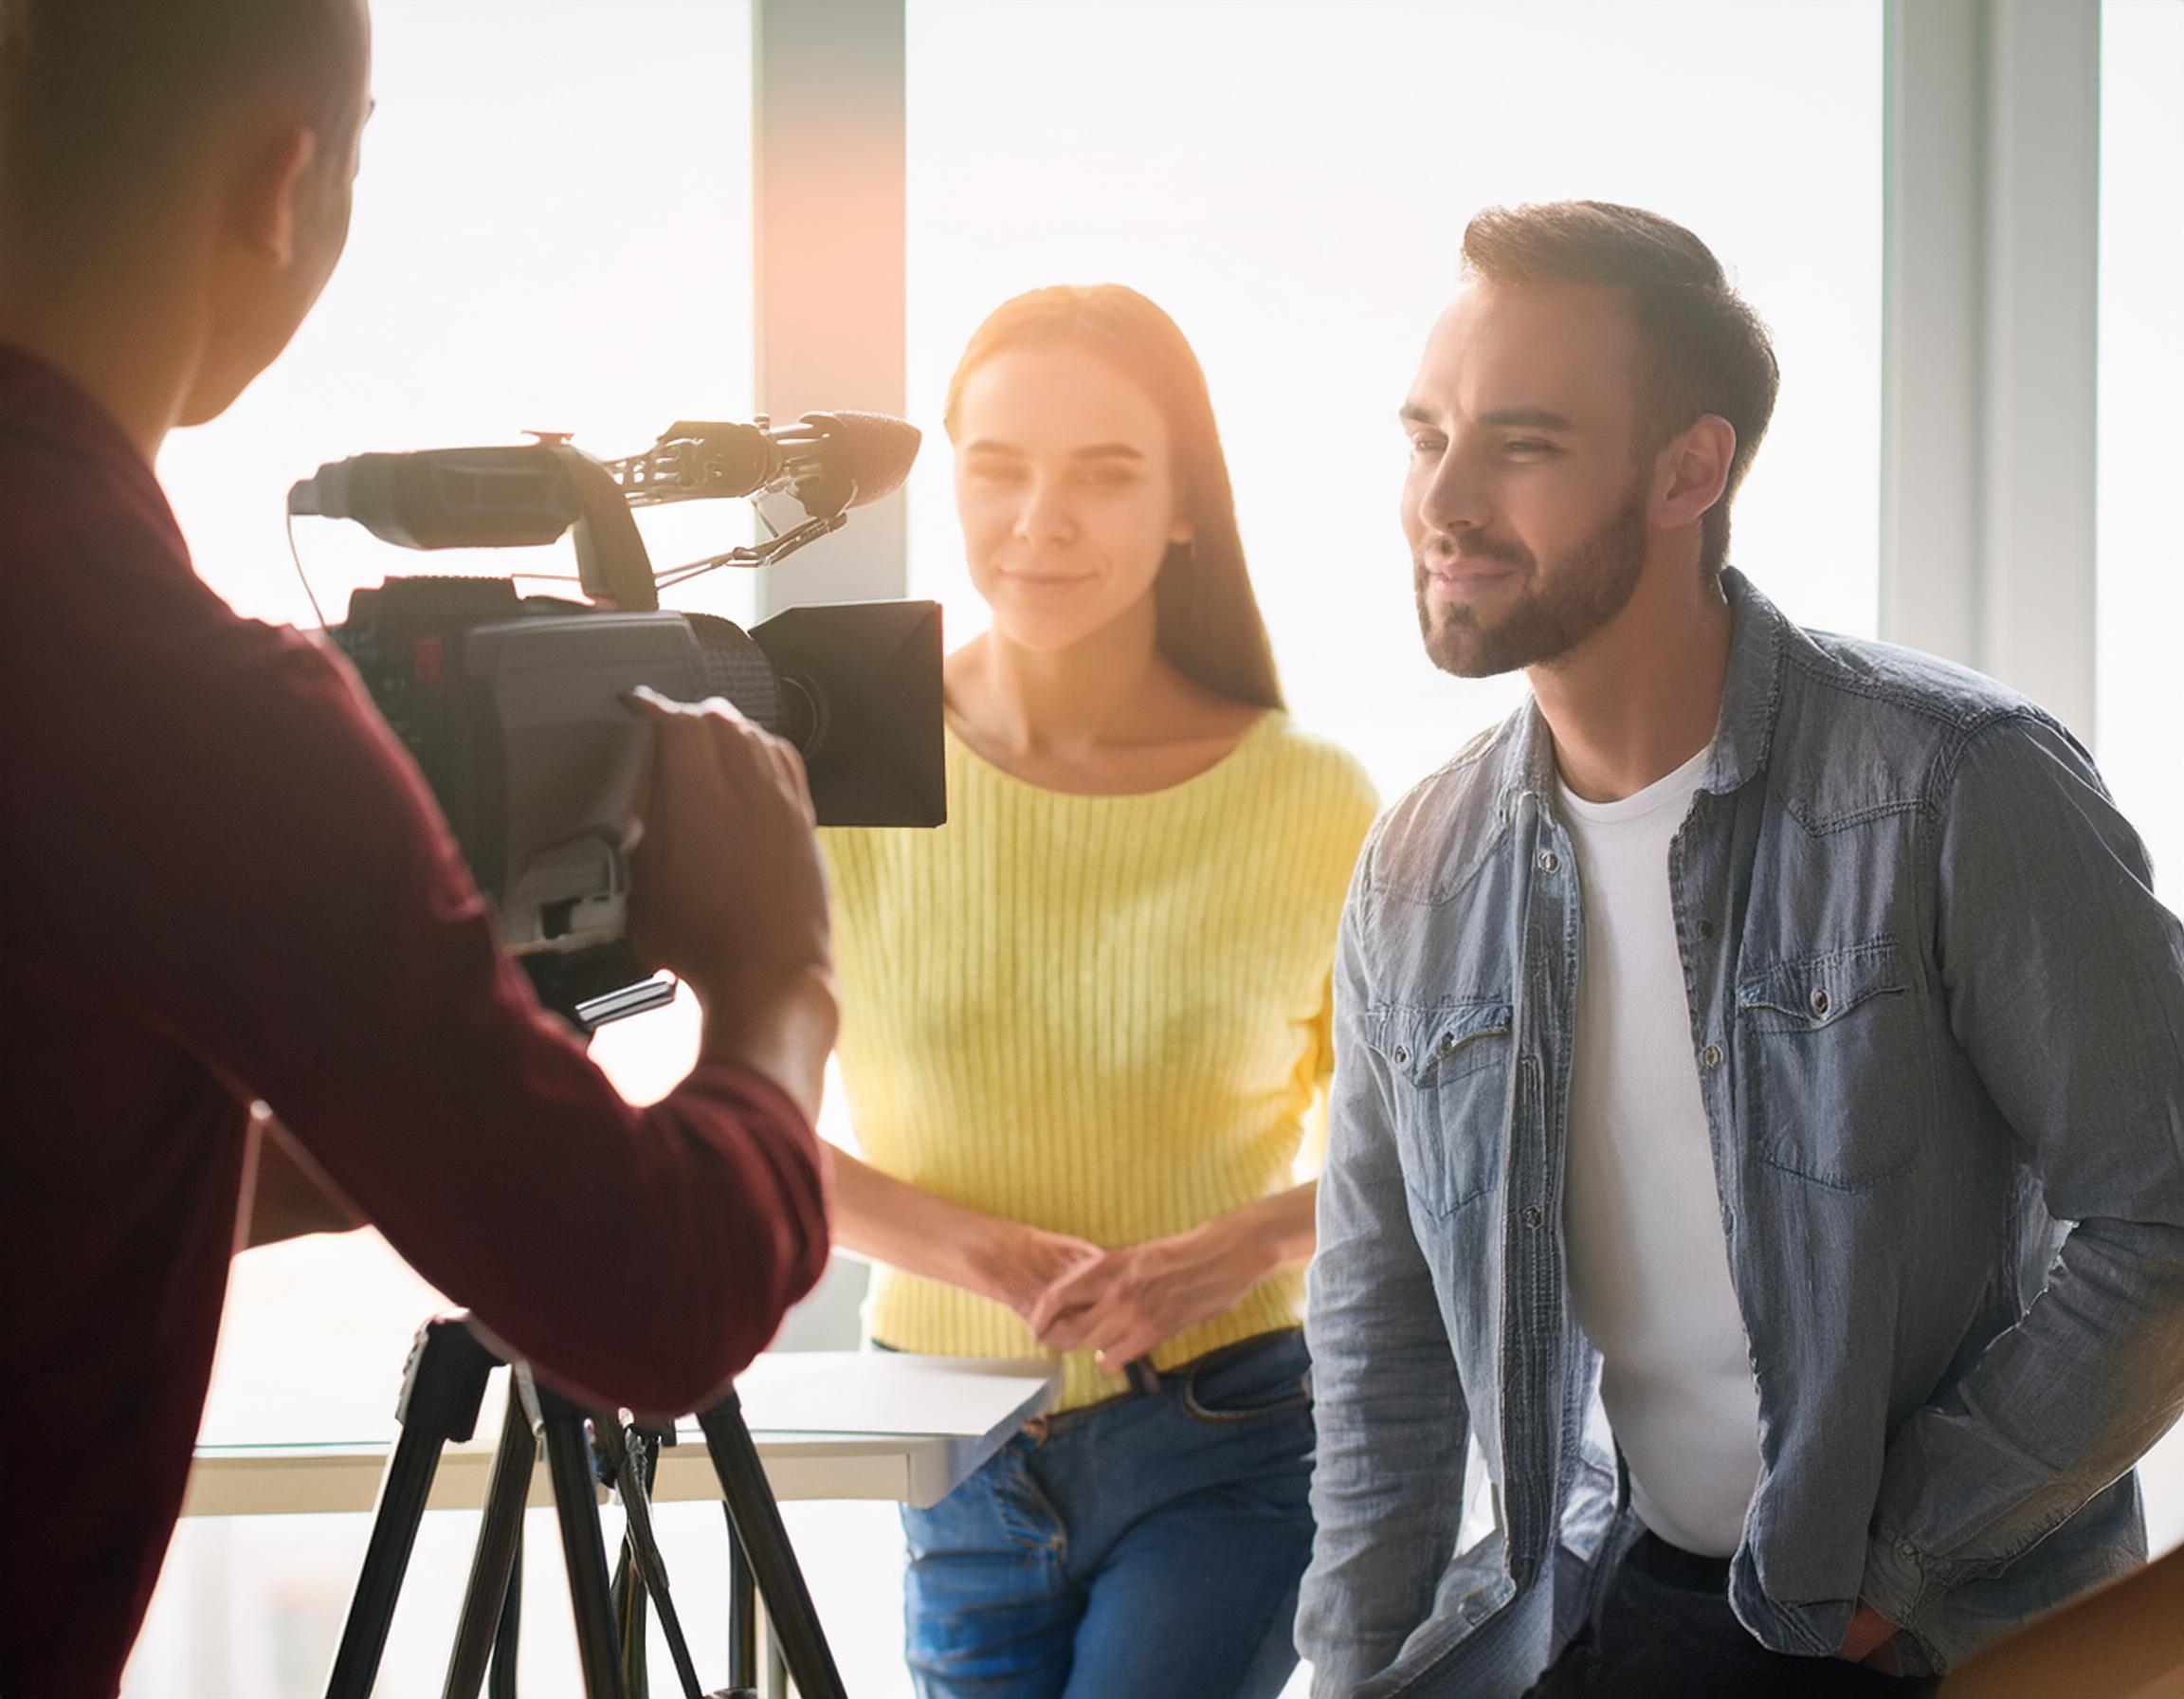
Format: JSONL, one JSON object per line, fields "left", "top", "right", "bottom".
{"left": 323, "top": 1313, "right": 847, "bottom": 1699}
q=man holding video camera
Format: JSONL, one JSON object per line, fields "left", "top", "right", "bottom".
{"left": 0, "top": 3, "right": 835, "bottom": 1694}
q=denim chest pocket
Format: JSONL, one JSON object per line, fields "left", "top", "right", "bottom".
{"left": 1736, "top": 940, "right": 1928, "bottom": 1188}
{"left": 1368, "top": 998, "right": 1514, "bottom": 1216}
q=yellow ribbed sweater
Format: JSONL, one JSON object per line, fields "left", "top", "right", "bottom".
{"left": 819, "top": 713, "right": 1378, "bottom": 1410}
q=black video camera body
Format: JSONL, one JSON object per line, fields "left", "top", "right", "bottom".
{"left": 297, "top": 417, "right": 941, "bottom": 1026}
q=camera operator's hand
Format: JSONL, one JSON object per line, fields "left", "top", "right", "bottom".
{"left": 623, "top": 686, "right": 837, "bottom": 1119}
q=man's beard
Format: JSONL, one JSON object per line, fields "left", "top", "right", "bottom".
{"left": 1413, "top": 478, "right": 1650, "bottom": 678}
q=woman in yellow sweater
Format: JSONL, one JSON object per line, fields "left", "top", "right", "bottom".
{"left": 821, "top": 284, "right": 1377, "bottom": 1699}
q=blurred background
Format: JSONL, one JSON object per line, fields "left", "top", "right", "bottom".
{"left": 132, "top": 2, "right": 2182, "bottom": 1693}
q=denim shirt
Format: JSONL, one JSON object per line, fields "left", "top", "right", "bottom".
{"left": 1299, "top": 571, "right": 2184, "bottom": 1696}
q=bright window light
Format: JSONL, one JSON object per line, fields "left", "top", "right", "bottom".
{"left": 2095, "top": 0, "right": 2184, "bottom": 1566}
{"left": 156, "top": 0, "right": 759, "bottom": 637}
{"left": 2096, "top": 0, "right": 2184, "bottom": 906}
{"left": 907, "top": 0, "right": 1883, "bottom": 802}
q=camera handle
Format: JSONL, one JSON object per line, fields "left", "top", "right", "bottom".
{"left": 323, "top": 1314, "right": 846, "bottom": 1699}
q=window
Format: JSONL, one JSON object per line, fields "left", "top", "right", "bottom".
{"left": 2096, "top": 0, "right": 2184, "bottom": 1561}
{"left": 906, "top": 0, "right": 1883, "bottom": 801}
{"left": 2096, "top": 0, "right": 2184, "bottom": 905}
{"left": 158, "top": 0, "right": 759, "bottom": 637}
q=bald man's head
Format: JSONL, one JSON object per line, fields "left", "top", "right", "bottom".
{"left": 7, "top": 0, "right": 367, "bottom": 222}
{"left": 2, "top": 0, "right": 373, "bottom": 426}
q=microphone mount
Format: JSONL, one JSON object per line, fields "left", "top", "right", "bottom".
{"left": 601, "top": 412, "right": 864, "bottom": 589}
{"left": 288, "top": 410, "right": 919, "bottom": 611}
{"left": 606, "top": 414, "right": 828, "bottom": 508}
{"left": 651, "top": 508, "right": 848, "bottom": 590}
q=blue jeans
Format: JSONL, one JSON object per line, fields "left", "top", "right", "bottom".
{"left": 900, "top": 1328, "right": 1315, "bottom": 1699}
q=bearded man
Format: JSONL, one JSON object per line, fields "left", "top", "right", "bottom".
{"left": 1295, "top": 201, "right": 2184, "bottom": 1697}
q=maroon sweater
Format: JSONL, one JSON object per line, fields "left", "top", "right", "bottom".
{"left": 0, "top": 346, "right": 831, "bottom": 1698}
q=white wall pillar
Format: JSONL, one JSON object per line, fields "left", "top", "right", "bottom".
{"left": 752, "top": 0, "right": 909, "bottom": 613}
{"left": 1881, "top": 0, "right": 2101, "bottom": 740}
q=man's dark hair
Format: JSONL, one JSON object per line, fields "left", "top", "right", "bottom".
{"left": 1460, "top": 201, "right": 1779, "bottom": 578}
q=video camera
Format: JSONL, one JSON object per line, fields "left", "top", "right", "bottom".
{"left": 289, "top": 411, "right": 943, "bottom": 1028}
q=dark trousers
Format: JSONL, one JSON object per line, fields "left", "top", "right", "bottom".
{"left": 1523, "top": 1529, "right": 1933, "bottom": 1698}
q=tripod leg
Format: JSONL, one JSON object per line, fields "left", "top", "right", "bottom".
{"left": 488, "top": 1529, "right": 521, "bottom": 1699}
{"left": 443, "top": 1391, "right": 537, "bottom": 1699}
{"left": 723, "top": 1506, "right": 756, "bottom": 1692}
{"left": 696, "top": 1394, "right": 847, "bottom": 1699}
{"left": 327, "top": 1317, "right": 502, "bottom": 1699}
{"left": 614, "top": 1550, "right": 647, "bottom": 1699}
{"left": 522, "top": 1369, "right": 630, "bottom": 1699}
{"left": 324, "top": 1414, "right": 446, "bottom": 1698}
{"left": 597, "top": 1422, "right": 702, "bottom": 1699}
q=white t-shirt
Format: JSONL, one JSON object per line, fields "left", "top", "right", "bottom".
{"left": 1559, "top": 743, "right": 1762, "bottom": 1558}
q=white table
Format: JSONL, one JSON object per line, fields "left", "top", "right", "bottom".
{"left": 186, "top": 1347, "right": 1059, "bottom": 1519}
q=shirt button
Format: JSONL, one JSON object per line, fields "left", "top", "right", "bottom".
{"left": 1897, "top": 1538, "right": 1917, "bottom": 1559}
{"left": 1521, "top": 1205, "right": 1544, "bottom": 1228}
{"left": 1700, "top": 1043, "right": 1723, "bottom": 1070}
{"left": 1811, "top": 989, "right": 1831, "bottom": 1018}
{"left": 1393, "top": 1045, "right": 1410, "bottom": 1066}
{"left": 1538, "top": 850, "right": 1559, "bottom": 873}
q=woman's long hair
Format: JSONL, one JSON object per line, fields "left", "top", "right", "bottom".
{"left": 942, "top": 284, "right": 1285, "bottom": 713}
